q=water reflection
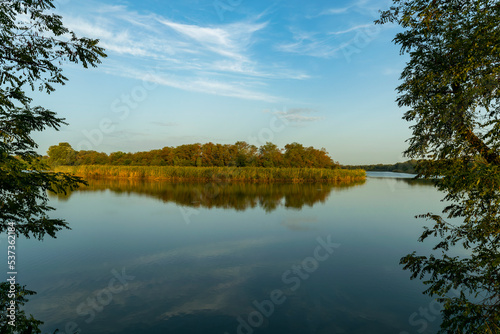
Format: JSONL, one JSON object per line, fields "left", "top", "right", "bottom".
{"left": 20, "top": 174, "right": 445, "bottom": 334}
{"left": 49, "top": 178, "right": 365, "bottom": 212}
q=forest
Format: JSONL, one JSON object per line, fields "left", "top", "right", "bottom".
{"left": 46, "top": 141, "right": 340, "bottom": 169}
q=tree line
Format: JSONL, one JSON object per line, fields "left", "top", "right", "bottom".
{"left": 46, "top": 142, "right": 340, "bottom": 169}
{"left": 346, "top": 160, "right": 417, "bottom": 174}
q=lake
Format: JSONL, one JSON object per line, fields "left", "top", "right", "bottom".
{"left": 12, "top": 172, "right": 448, "bottom": 334}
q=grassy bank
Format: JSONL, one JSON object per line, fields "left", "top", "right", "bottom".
{"left": 53, "top": 165, "right": 366, "bottom": 183}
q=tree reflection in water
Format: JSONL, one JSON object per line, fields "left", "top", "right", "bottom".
{"left": 49, "top": 179, "right": 367, "bottom": 212}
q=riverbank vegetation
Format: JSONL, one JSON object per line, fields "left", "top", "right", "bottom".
{"left": 345, "top": 160, "right": 417, "bottom": 174}
{"left": 46, "top": 141, "right": 340, "bottom": 169}
{"left": 48, "top": 142, "right": 365, "bottom": 183}
{"left": 54, "top": 165, "right": 365, "bottom": 183}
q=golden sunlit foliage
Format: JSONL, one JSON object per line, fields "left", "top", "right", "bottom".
{"left": 49, "top": 178, "right": 366, "bottom": 212}
{"left": 46, "top": 141, "right": 340, "bottom": 169}
{"left": 54, "top": 165, "right": 365, "bottom": 183}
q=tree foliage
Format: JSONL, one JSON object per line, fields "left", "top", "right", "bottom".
{"left": 347, "top": 160, "right": 418, "bottom": 173}
{"left": 0, "top": 0, "right": 106, "bottom": 240}
{"left": 47, "top": 142, "right": 76, "bottom": 166}
{"left": 46, "top": 141, "right": 340, "bottom": 169}
{"left": 1, "top": 0, "right": 105, "bottom": 331}
{"left": 377, "top": 0, "right": 500, "bottom": 332}
{"left": 0, "top": 282, "right": 42, "bottom": 334}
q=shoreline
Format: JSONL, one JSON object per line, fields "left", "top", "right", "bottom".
{"left": 53, "top": 166, "right": 366, "bottom": 183}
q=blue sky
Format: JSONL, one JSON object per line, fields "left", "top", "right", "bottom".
{"left": 32, "top": 0, "right": 410, "bottom": 164}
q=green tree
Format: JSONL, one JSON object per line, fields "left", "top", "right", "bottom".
{"left": 0, "top": 0, "right": 105, "bottom": 331}
{"left": 221, "top": 144, "right": 236, "bottom": 166}
{"left": 47, "top": 142, "right": 76, "bottom": 166}
{"left": 158, "top": 147, "right": 175, "bottom": 165}
{"left": 283, "top": 143, "right": 335, "bottom": 168}
{"left": 1, "top": 0, "right": 106, "bottom": 238}
{"left": 283, "top": 142, "right": 305, "bottom": 167}
{"left": 75, "top": 150, "right": 109, "bottom": 165}
{"left": 212, "top": 144, "right": 226, "bottom": 167}
{"left": 200, "top": 142, "right": 216, "bottom": 166}
{"left": 233, "top": 141, "right": 258, "bottom": 167}
{"left": 258, "top": 142, "right": 283, "bottom": 167}
{"left": 377, "top": 0, "right": 500, "bottom": 332}
{"left": 174, "top": 144, "right": 201, "bottom": 166}
{"left": 310, "top": 147, "right": 337, "bottom": 169}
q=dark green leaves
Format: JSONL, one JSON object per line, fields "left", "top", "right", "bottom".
{"left": 0, "top": 282, "right": 43, "bottom": 333}
{"left": 0, "top": 0, "right": 106, "bottom": 107}
{"left": 0, "top": 0, "right": 104, "bottom": 331}
{"left": 378, "top": 0, "right": 500, "bottom": 332}
{"left": 0, "top": 0, "right": 105, "bottom": 239}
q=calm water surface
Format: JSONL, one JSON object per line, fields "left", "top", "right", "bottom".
{"left": 14, "top": 172, "right": 448, "bottom": 334}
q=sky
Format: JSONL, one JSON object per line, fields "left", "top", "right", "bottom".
{"left": 31, "top": 0, "right": 411, "bottom": 165}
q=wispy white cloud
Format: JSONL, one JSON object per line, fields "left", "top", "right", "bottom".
{"left": 156, "top": 18, "right": 267, "bottom": 61}
{"left": 63, "top": 13, "right": 195, "bottom": 59}
{"left": 277, "top": 0, "right": 387, "bottom": 59}
{"left": 329, "top": 23, "right": 374, "bottom": 36}
{"left": 103, "top": 65, "right": 280, "bottom": 102}
{"left": 317, "top": 6, "right": 351, "bottom": 17}
{"left": 266, "top": 108, "right": 323, "bottom": 123}
{"left": 276, "top": 28, "right": 348, "bottom": 58}
{"left": 209, "top": 59, "right": 311, "bottom": 80}
{"left": 313, "top": 0, "right": 387, "bottom": 18}
{"left": 60, "top": 5, "right": 306, "bottom": 102}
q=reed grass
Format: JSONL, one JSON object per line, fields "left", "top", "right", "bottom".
{"left": 53, "top": 165, "right": 366, "bottom": 183}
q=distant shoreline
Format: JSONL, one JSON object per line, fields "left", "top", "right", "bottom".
{"left": 54, "top": 166, "right": 366, "bottom": 183}
{"left": 343, "top": 160, "right": 417, "bottom": 174}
